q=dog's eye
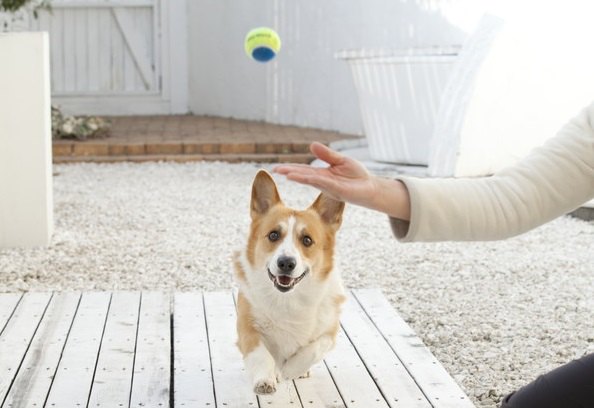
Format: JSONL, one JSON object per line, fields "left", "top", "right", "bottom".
{"left": 268, "top": 231, "right": 280, "bottom": 242}
{"left": 302, "top": 236, "right": 313, "bottom": 247}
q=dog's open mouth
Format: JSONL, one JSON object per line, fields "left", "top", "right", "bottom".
{"left": 268, "top": 269, "right": 308, "bottom": 292}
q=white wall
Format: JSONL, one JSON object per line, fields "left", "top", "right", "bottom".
{"left": 0, "top": 32, "right": 53, "bottom": 248}
{"left": 187, "top": 0, "right": 476, "bottom": 134}
{"left": 429, "top": 1, "right": 594, "bottom": 177}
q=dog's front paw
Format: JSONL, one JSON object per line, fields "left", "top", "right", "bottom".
{"left": 254, "top": 378, "right": 277, "bottom": 395}
{"left": 282, "top": 359, "right": 310, "bottom": 381}
{"left": 298, "top": 370, "right": 310, "bottom": 379}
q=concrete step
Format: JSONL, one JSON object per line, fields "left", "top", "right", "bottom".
{"left": 52, "top": 141, "right": 312, "bottom": 157}
{"left": 53, "top": 153, "right": 315, "bottom": 164}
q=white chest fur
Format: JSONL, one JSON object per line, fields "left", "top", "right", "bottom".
{"left": 238, "top": 252, "right": 344, "bottom": 365}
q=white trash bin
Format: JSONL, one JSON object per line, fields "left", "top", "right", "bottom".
{"left": 337, "top": 47, "right": 459, "bottom": 165}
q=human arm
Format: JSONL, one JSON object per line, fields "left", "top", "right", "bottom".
{"left": 391, "top": 102, "right": 594, "bottom": 241}
{"left": 274, "top": 103, "right": 594, "bottom": 242}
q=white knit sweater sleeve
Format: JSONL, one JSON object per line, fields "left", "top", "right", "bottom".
{"left": 390, "top": 103, "right": 594, "bottom": 242}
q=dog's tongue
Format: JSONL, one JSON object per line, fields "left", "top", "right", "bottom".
{"left": 278, "top": 276, "right": 293, "bottom": 285}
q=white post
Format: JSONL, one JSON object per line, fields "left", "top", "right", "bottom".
{"left": 0, "top": 32, "right": 53, "bottom": 248}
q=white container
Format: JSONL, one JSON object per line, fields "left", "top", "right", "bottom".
{"left": 0, "top": 32, "right": 53, "bottom": 248}
{"left": 337, "top": 47, "right": 459, "bottom": 165}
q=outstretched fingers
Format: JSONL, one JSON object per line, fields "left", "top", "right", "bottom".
{"left": 273, "top": 163, "right": 316, "bottom": 175}
{"left": 284, "top": 171, "right": 341, "bottom": 197}
{"left": 309, "top": 142, "right": 345, "bottom": 166}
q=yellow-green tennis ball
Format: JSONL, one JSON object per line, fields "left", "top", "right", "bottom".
{"left": 245, "top": 27, "right": 281, "bottom": 63}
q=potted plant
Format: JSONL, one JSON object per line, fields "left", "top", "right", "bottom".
{"left": 1, "top": 0, "right": 50, "bottom": 30}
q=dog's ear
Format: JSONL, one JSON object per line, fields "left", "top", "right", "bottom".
{"left": 310, "top": 193, "right": 345, "bottom": 230}
{"left": 251, "top": 170, "right": 282, "bottom": 219}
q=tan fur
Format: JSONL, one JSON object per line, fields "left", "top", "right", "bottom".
{"left": 233, "top": 251, "right": 246, "bottom": 282}
{"left": 326, "top": 294, "right": 347, "bottom": 340}
{"left": 293, "top": 209, "right": 338, "bottom": 280}
{"left": 246, "top": 206, "right": 294, "bottom": 266}
{"left": 246, "top": 205, "right": 339, "bottom": 281}
{"left": 236, "top": 292, "right": 260, "bottom": 355}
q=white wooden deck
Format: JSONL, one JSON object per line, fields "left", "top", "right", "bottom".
{"left": 0, "top": 289, "right": 474, "bottom": 408}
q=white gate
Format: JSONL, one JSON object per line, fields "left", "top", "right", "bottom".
{"left": 29, "top": 0, "right": 187, "bottom": 115}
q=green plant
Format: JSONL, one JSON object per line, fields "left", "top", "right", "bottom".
{"left": 1, "top": 0, "right": 48, "bottom": 12}
{"left": 1, "top": 0, "right": 50, "bottom": 19}
{"left": 1, "top": 0, "right": 30, "bottom": 12}
{"left": 51, "top": 106, "right": 111, "bottom": 140}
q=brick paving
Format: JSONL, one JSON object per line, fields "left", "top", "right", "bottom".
{"left": 53, "top": 115, "right": 360, "bottom": 164}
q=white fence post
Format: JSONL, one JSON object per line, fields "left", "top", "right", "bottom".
{"left": 0, "top": 32, "right": 53, "bottom": 248}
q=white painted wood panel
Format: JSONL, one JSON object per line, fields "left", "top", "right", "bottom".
{"left": 45, "top": 292, "right": 112, "bottom": 408}
{"left": 88, "top": 291, "right": 140, "bottom": 407}
{"left": 173, "top": 292, "right": 216, "bottom": 407}
{"left": 341, "top": 295, "right": 432, "bottom": 407}
{"left": 62, "top": 8, "right": 76, "bottom": 93}
{"left": 324, "top": 328, "right": 389, "bottom": 408}
{"left": 35, "top": 2, "right": 156, "bottom": 95}
{"left": 292, "top": 361, "right": 346, "bottom": 408}
{"left": 129, "top": 292, "right": 171, "bottom": 407}
{"left": 2, "top": 292, "right": 81, "bottom": 407}
{"left": 25, "top": 0, "right": 188, "bottom": 114}
{"left": 0, "top": 290, "right": 475, "bottom": 407}
{"left": 0, "top": 292, "right": 52, "bottom": 402}
{"left": 0, "top": 294, "right": 22, "bottom": 332}
{"left": 203, "top": 291, "right": 258, "bottom": 408}
{"left": 353, "top": 289, "right": 475, "bottom": 408}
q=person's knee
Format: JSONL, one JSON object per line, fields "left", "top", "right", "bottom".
{"left": 499, "top": 392, "right": 516, "bottom": 408}
{"left": 499, "top": 353, "right": 594, "bottom": 408}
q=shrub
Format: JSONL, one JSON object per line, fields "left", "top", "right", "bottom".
{"left": 51, "top": 106, "right": 111, "bottom": 140}
{"left": 0, "top": 0, "right": 49, "bottom": 14}
{"left": 1, "top": 0, "right": 50, "bottom": 30}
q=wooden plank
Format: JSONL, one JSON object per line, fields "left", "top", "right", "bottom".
{"left": 324, "top": 328, "right": 390, "bottom": 408}
{"left": 45, "top": 292, "right": 112, "bottom": 408}
{"left": 87, "top": 8, "right": 100, "bottom": 92}
{"left": 173, "top": 292, "right": 215, "bottom": 407}
{"left": 62, "top": 8, "right": 76, "bottom": 92}
{"left": 353, "top": 289, "right": 475, "bottom": 408}
{"left": 203, "top": 291, "right": 258, "bottom": 408}
{"left": 155, "top": 0, "right": 165, "bottom": 96}
{"left": 129, "top": 292, "right": 170, "bottom": 408}
{"left": 74, "top": 7, "right": 88, "bottom": 91}
{"left": 88, "top": 292, "right": 140, "bottom": 407}
{"left": 48, "top": 8, "right": 65, "bottom": 93}
{"left": 123, "top": 15, "right": 137, "bottom": 92}
{"left": 113, "top": 7, "right": 154, "bottom": 89}
{"left": 0, "top": 293, "right": 22, "bottom": 333}
{"left": 0, "top": 292, "right": 52, "bottom": 403}
{"left": 258, "top": 382, "right": 302, "bottom": 408}
{"left": 110, "top": 8, "right": 125, "bottom": 91}
{"left": 97, "top": 8, "right": 112, "bottom": 92}
{"left": 293, "top": 361, "right": 346, "bottom": 408}
{"left": 2, "top": 292, "right": 81, "bottom": 407}
{"left": 340, "top": 294, "right": 431, "bottom": 407}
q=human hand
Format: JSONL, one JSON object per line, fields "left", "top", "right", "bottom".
{"left": 273, "top": 142, "right": 375, "bottom": 204}
{"left": 273, "top": 142, "right": 411, "bottom": 220}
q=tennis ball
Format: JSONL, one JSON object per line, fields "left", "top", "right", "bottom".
{"left": 245, "top": 27, "right": 281, "bottom": 62}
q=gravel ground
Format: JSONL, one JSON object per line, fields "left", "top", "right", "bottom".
{"left": 1, "top": 162, "right": 593, "bottom": 407}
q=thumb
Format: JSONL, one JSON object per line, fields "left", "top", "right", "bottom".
{"left": 310, "top": 142, "right": 345, "bottom": 166}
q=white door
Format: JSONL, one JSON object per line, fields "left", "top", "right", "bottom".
{"left": 29, "top": 0, "right": 187, "bottom": 115}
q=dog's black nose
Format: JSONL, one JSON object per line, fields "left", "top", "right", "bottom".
{"left": 277, "top": 256, "right": 296, "bottom": 273}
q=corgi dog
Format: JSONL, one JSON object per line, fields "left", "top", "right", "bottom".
{"left": 234, "top": 170, "right": 346, "bottom": 395}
